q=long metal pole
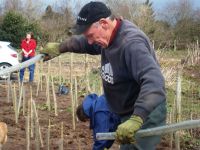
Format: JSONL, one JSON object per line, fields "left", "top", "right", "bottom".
{"left": 96, "top": 119, "right": 200, "bottom": 140}
{"left": 0, "top": 54, "right": 45, "bottom": 76}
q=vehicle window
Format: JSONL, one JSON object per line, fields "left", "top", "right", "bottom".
{"left": 8, "top": 44, "right": 17, "bottom": 52}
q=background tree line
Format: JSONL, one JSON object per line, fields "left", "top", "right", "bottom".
{"left": 0, "top": 0, "right": 199, "bottom": 50}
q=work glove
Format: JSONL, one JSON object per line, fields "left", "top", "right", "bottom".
{"left": 115, "top": 115, "right": 143, "bottom": 144}
{"left": 40, "top": 42, "right": 60, "bottom": 61}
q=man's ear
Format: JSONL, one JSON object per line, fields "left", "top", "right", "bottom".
{"left": 99, "top": 18, "right": 109, "bottom": 30}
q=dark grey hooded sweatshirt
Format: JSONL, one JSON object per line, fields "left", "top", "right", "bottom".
{"left": 59, "top": 19, "right": 166, "bottom": 121}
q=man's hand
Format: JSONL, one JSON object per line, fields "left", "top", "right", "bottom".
{"left": 115, "top": 115, "right": 143, "bottom": 144}
{"left": 40, "top": 42, "right": 60, "bottom": 61}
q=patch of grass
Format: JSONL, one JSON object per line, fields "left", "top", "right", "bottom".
{"left": 157, "top": 49, "right": 188, "bottom": 60}
{"left": 183, "top": 65, "right": 200, "bottom": 83}
{"left": 180, "top": 132, "right": 200, "bottom": 150}
{"left": 37, "top": 103, "right": 55, "bottom": 111}
{"left": 66, "top": 106, "right": 72, "bottom": 113}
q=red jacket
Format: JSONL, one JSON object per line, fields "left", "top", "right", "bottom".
{"left": 21, "top": 39, "right": 36, "bottom": 57}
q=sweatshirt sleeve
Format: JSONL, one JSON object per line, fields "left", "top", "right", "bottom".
{"left": 125, "top": 41, "right": 166, "bottom": 121}
{"left": 59, "top": 35, "right": 101, "bottom": 55}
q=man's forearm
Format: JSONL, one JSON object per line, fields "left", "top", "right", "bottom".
{"left": 59, "top": 36, "right": 82, "bottom": 53}
{"left": 59, "top": 36, "right": 89, "bottom": 54}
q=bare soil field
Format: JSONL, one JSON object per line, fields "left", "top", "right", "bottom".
{"left": 0, "top": 81, "right": 94, "bottom": 150}
{"left": 0, "top": 80, "right": 172, "bottom": 150}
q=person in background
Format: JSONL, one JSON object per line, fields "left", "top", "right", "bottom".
{"left": 19, "top": 32, "right": 37, "bottom": 83}
{"left": 76, "top": 94, "right": 120, "bottom": 150}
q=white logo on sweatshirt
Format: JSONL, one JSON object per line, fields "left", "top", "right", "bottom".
{"left": 101, "top": 63, "right": 114, "bottom": 84}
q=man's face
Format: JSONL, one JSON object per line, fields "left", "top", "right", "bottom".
{"left": 83, "top": 19, "right": 110, "bottom": 48}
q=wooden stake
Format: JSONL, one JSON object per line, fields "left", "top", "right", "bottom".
{"left": 85, "top": 54, "right": 91, "bottom": 93}
{"left": 175, "top": 69, "right": 182, "bottom": 150}
{"left": 13, "top": 84, "right": 18, "bottom": 124}
{"left": 32, "top": 100, "right": 44, "bottom": 147}
{"left": 40, "top": 61, "right": 44, "bottom": 91}
{"left": 36, "top": 73, "right": 40, "bottom": 97}
{"left": 70, "top": 53, "right": 75, "bottom": 130}
{"left": 169, "top": 111, "right": 173, "bottom": 150}
{"left": 17, "top": 72, "right": 20, "bottom": 89}
{"left": 70, "top": 53, "right": 73, "bottom": 84}
{"left": 70, "top": 80, "right": 75, "bottom": 130}
{"left": 7, "top": 76, "right": 11, "bottom": 103}
{"left": 23, "top": 86, "right": 26, "bottom": 116}
{"left": 152, "top": 40, "right": 155, "bottom": 49}
{"left": 40, "top": 74, "right": 43, "bottom": 91}
{"left": 51, "top": 76, "right": 58, "bottom": 116}
{"left": 58, "top": 56, "right": 62, "bottom": 85}
{"left": 35, "top": 118, "right": 40, "bottom": 150}
{"left": 59, "top": 122, "right": 64, "bottom": 150}
{"left": 26, "top": 116, "right": 30, "bottom": 150}
{"left": 45, "top": 74, "right": 48, "bottom": 97}
{"left": 30, "top": 86, "right": 34, "bottom": 138}
{"left": 46, "top": 74, "right": 50, "bottom": 111}
{"left": 174, "top": 40, "right": 177, "bottom": 51}
{"left": 75, "top": 77, "right": 78, "bottom": 109}
{"left": 47, "top": 119, "right": 50, "bottom": 150}
{"left": 17, "top": 82, "right": 24, "bottom": 122}
{"left": 26, "top": 96, "right": 31, "bottom": 150}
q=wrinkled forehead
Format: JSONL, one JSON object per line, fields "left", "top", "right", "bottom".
{"left": 84, "top": 22, "right": 99, "bottom": 35}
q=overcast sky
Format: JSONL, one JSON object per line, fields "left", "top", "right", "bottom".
{"left": 43, "top": 0, "right": 200, "bottom": 11}
{"left": 151, "top": 0, "right": 200, "bottom": 11}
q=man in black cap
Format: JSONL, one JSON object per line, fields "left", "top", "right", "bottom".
{"left": 41, "top": 1, "right": 167, "bottom": 150}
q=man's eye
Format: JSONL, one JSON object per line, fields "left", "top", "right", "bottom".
{"left": 87, "top": 34, "right": 93, "bottom": 39}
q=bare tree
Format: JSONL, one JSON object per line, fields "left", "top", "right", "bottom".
{"left": 0, "top": 0, "right": 3, "bottom": 15}
{"left": 2, "top": 0, "right": 23, "bottom": 12}
{"left": 40, "top": 1, "right": 73, "bottom": 42}
{"left": 105, "top": 0, "right": 140, "bottom": 22}
{"left": 158, "top": 0, "right": 194, "bottom": 25}
{"left": 21, "top": 0, "right": 43, "bottom": 20}
{"left": 1, "top": 0, "right": 43, "bottom": 20}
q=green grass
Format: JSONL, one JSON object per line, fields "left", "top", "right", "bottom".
{"left": 66, "top": 106, "right": 72, "bottom": 113}
{"left": 157, "top": 49, "right": 188, "bottom": 60}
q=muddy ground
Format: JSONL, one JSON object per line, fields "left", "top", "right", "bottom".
{"left": 0, "top": 79, "right": 174, "bottom": 150}
{"left": 0, "top": 78, "right": 127, "bottom": 150}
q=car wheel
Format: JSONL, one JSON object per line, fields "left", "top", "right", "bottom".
{"left": 0, "top": 63, "right": 12, "bottom": 79}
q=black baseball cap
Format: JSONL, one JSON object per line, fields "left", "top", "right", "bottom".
{"left": 71, "top": 1, "right": 111, "bottom": 35}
